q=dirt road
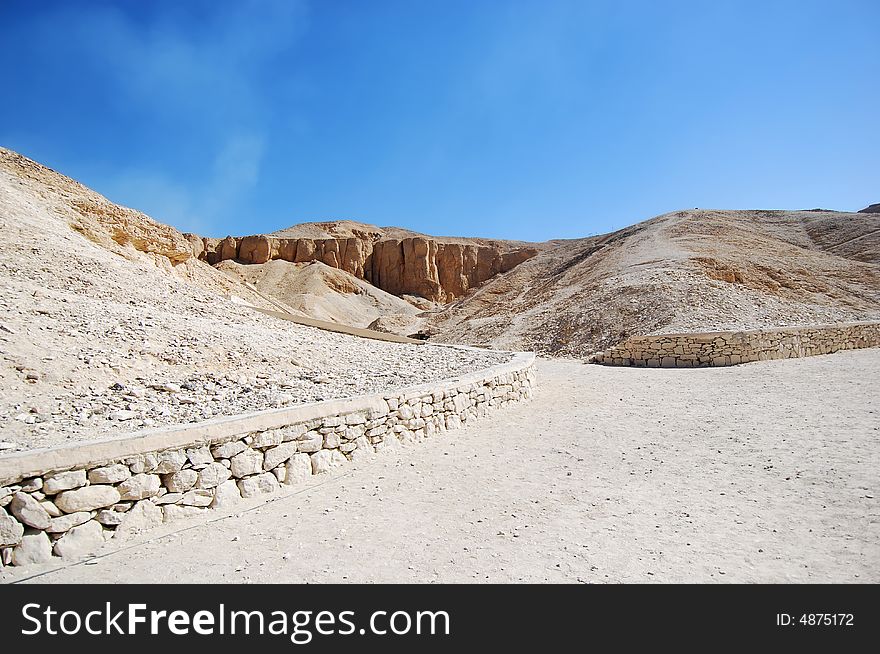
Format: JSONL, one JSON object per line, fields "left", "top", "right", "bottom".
{"left": 5, "top": 349, "right": 878, "bottom": 584}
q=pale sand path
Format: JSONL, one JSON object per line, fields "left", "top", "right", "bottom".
{"left": 5, "top": 349, "right": 878, "bottom": 584}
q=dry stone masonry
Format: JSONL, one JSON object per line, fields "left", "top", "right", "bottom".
{"left": 590, "top": 322, "right": 880, "bottom": 368}
{"left": 0, "top": 352, "right": 535, "bottom": 567}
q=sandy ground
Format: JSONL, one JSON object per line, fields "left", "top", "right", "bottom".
{"left": 4, "top": 349, "right": 878, "bottom": 584}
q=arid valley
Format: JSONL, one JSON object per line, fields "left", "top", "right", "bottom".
{"left": 1, "top": 147, "right": 878, "bottom": 583}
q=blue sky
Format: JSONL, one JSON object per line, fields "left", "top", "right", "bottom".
{"left": 1, "top": 1, "right": 877, "bottom": 241}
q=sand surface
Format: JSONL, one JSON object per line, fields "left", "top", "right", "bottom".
{"left": 4, "top": 349, "right": 878, "bottom": 584}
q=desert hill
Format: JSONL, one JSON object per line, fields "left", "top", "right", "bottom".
{"left": 271, "top": 219, "right": 540, "bottom": 247}
{"left": 215, "top": 258, "right": 421, "bottom": 328}
{"left": 271, "top": 219, "right": 424, "bottom": 242}
{"left": 221, "top": 207, "right": 880, "bottom": 357}
{"left": 0, "top": 147, "right": 282, "bottom": 312}
{"left": 0, "top": 147, "right": 506, "bottom": 451}
{"left": 423, "top": 209, "right": 880, "bottom": 357}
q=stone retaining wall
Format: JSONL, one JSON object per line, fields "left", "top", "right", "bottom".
{"left": 590, "top": 322, "right": 880, "bottom": 368}
{"left": 0, "top": 352, "right": 535, "bottom": 567}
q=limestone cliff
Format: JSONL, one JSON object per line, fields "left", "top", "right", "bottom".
{"left": 194, "top": 224, "right": 541, "bottom": 302}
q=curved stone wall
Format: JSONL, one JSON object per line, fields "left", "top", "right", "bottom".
{"left": 0, "top": 352, "right": 535, "bottom": 567}
{"left": 590, "top": 322, "right": 880, "bottom": 368}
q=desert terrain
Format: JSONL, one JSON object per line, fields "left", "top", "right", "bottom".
{"left": 187, "top": 196, "right": 880, "bottom": 358}
{"left": 426, "top": 209, "right": 880, "bottom": 356}
{"left": 0, "top": 148, "right": 507, "bottom": 452}
{"left": 4, "top": 349, "right": 877, "bottom": 584}
{"left": 0, "top": 146, "right": 877, "bottom": 582}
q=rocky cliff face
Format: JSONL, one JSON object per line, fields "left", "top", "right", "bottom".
{"left": 194, "top": 232, "right": 539, "bottom": 302}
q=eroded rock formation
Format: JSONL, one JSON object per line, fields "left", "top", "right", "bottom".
{"left": 195, "top": 232, "right": 539, "bottom": 302}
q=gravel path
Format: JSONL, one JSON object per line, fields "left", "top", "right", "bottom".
{"left": 5, "top": 349, "right": 877, "bottom": 584}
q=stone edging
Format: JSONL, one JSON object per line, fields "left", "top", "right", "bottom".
{"left": 589, "top": 321, "right": 880, "bottom": 368}
{"left": 0, "top": 351, "right": 535, "bottom": 567}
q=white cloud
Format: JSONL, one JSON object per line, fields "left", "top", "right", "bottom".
{"left": 101, "top": 131, "right": 267, "bottom": 235}
{"left": 57, "top": 1, "right": 308, "bottom": 234}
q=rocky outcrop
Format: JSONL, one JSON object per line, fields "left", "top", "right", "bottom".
{"left": 69, "top": 198, "right": 193, "bottom": 264}
{"left": 194, "top": 232, "right": 539, "bottom": 302}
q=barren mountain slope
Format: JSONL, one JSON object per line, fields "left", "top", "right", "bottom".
{"left": 426, "top": 210, "right": 880, "bottom": 357}
{"left": 0, "top": 147, "right": 282, "bottom": 312}
{"left": 0, "top": 148, "right": 508, "bottom": 451}
{"left": 800, "top": 210, "right": 880, "bottom": 263}
{"left": 215, "top": 259, "right": 421, "bottom": 327}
